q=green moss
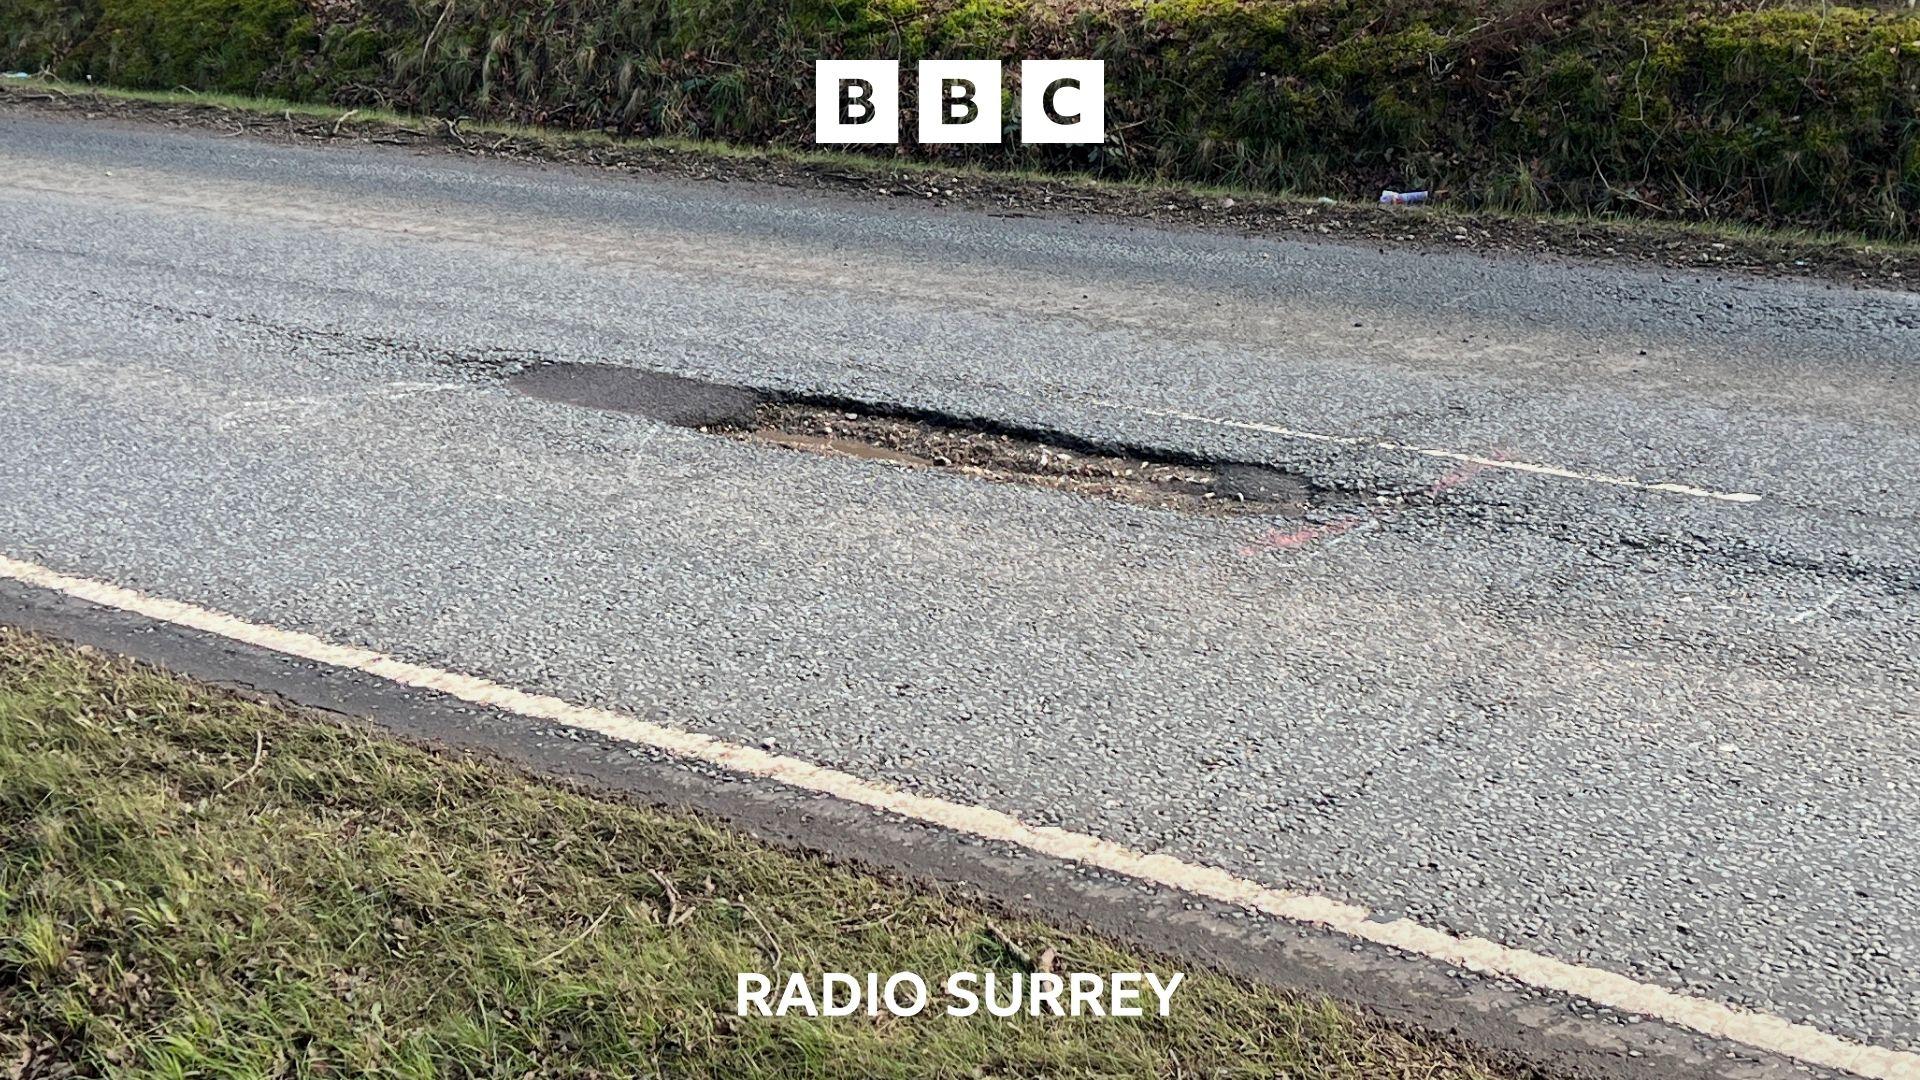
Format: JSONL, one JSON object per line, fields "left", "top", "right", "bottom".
{"left": 935, "top": 0, "right": 1025, "bottom": 51}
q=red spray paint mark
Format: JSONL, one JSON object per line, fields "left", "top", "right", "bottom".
{"left": 1240, "top": 454, "right": 1504, "bottom": 556}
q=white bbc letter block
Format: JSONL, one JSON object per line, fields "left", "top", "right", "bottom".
{"left": 917, "top": 59, "right": 1001, "bottom": 144}
{"left": 1019, "top": 59, "right": 1104, "bottom": 144}
{"left": 815, "top": 60, "right": 900, "bottom": 144}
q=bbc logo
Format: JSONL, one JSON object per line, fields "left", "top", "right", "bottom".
{"left": 815, "top": 60, "right": 1104, "bottom": 145}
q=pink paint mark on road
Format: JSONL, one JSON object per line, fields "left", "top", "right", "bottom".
{"left": 1240, "top": 517, "right": 1366, "bottom": 554}
{"left": 1241, "top": 453, "right": 1505, "bottom": 556}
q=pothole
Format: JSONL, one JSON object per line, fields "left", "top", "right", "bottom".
{"left": 507, "top": 362, "right": 1317, "bottom": 517}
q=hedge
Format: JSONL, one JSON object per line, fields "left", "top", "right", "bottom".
{"left": 6, "top": 0, "right": 1918, "bottom": 236}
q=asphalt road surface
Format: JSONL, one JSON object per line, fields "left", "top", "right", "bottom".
{"left": 3, "top": 113, "right": 1917, "bottom": 1069}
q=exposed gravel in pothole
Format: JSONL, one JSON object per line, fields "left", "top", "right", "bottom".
{"left": 749, "top": 402, "right": 1314, "bottom": 517}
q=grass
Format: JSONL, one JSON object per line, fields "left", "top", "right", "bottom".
{"left": 0, "top": 629, "right": 1518, "bottom": 1078}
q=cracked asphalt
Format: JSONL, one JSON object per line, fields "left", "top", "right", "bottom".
{"left": 2, "top": 114, "right": 1917, "bottom": 1060}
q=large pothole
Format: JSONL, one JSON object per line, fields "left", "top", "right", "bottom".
{"left": 507, "top": 362, "right": 1316, "bottom": 517}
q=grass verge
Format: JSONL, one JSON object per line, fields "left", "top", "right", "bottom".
{"left": 0, "top": 629, "right": 1520, "bottom": 1078}
{"left": 5, "top": 79, "right": 1918, "bottom": 292}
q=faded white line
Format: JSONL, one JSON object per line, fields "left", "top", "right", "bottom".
{"left": 1788, "top": 589, "right": 1849, "bottom": 625}
{"left": 0, "top": 552, "right": 1908, "bottom": 1079}
{"left": 219, "top": 381, "right": 468, "bottom": 422}
{"left": 1094, "top": 401, "right": 1764, "bottom": 503}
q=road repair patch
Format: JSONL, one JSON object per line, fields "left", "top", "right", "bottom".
{"left": 505, "top": 362, "right": 765, "bottom": 428}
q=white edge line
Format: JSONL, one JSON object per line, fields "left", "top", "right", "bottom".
{"left": 0, "top": 552, "right": 1908, "bottom": 1080}
{"left": 1093, "top": 401, "right": 1764, "bottom": 504}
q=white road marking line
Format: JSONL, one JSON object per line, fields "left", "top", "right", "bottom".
{"left": 1093, "top": 401, "right": 1764, "bottom": 503}
{"left": 220, "top": 381, "right": 468, "bottom": 421}
{"left": 1788, "top": 589, "right": 1849, "bottom": 625}
{"left": 0, "top": 552, "right": 1909, "bottom": 1080}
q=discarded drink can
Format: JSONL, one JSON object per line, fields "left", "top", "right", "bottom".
{"left": 1379, "top": 190, "right": 1429, "bottom": 205}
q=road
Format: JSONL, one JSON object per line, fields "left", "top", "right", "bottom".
{"left": 2, "top": 112, "right": 1917, "bottom": 1073}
